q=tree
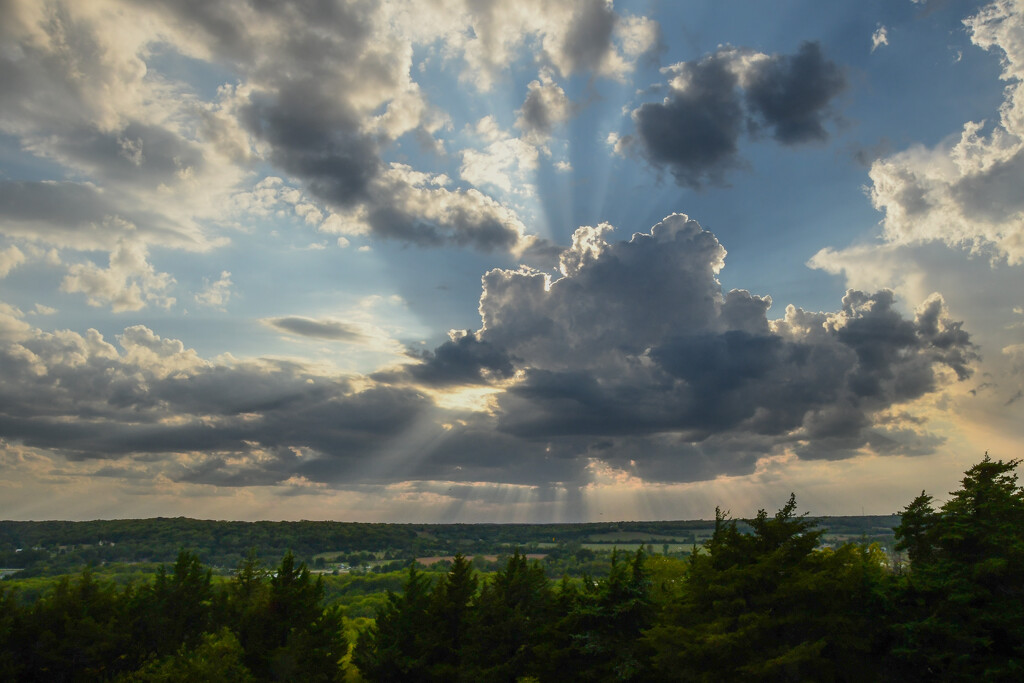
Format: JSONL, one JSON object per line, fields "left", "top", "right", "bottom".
{"left": 644, "top": 495, "right": 889, "bottom": 682}
{"left": 243, "top": 551, "right": 345, "bottom": 681}
{"left": 24, "top": 569, "right": 130, "bottom": 681}
{"left": 460, "top": 550, "right": 553, "bottom": 682}
{"left": 562, "top": 549, "right": 653, "bottom": 681}
{"left": 121, "top": 628, "right": 255, "bottom": 682}
{"left": 894, "top": 491, "right": 938, "bottom": 566}
{"left": 891, "top": 455, "right": 1024, "bottom": 680}
{"left": 351, "top": 563, "right": 435, "bottom": 682}
{"left": 128, "top": 550, "right": 214, "bottom": 660}
{"left": 424, "top": 553, "right": 477, "bottom": 679}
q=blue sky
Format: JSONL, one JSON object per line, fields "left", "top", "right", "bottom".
{"left": 1, "top": 0, "right": 1022, "bottom": 522}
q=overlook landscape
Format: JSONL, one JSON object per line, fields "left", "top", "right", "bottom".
{"left": 2, "top": 0, "right": 1024, "bottom": 679}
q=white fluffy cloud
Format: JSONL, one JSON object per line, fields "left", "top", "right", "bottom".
{"left": 0, "top": 245, "right": 26, "bottom": 278}
{"left": 194, "top": 271, "right": 233, "bottom": 309}
{"left": 61, "top": 239, "right": 176, "bottom": 312}
{"left": 863, "top": 0, "right": 1024, "bottom": 262}
{"left": 807, "top": 0, "right": 1024, "bottom": 460}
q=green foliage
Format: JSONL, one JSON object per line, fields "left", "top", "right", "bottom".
{"left": 119, "top": 628, "right": 255, "bottom": 682}
{"left": 3, "top": 455, "right": 1022, "bottom": 683}
{"left": 891, "top": 455, "right": 1024, "bottom": 680}
{"left": 0, "top": 549, "right": 346, "bottom": 682}
{"left": 351, "top": 563, "right": 436, "bottom": 681}
{"left": 557, "top": 549, "right": 654, "bottom": 681}
{"left": 460, "top": 550, "right": 554, "bottom": 682}
{"left": 644, "top": 495, "right": 889, "bottom": 682}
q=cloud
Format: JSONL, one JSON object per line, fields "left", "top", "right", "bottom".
{"left": 61, "top": 239, "right": 176, "bottom": 312}
{"left": 743, "top": 41, "right": 847, "bottom": 144}
{"left": 872, "top": 26, "right": 889, "bottom": 52}
{"left": 194, "top": 271, "right": 233, "bottom": 309}
{"left": 264, "top": 316, "right": 370, "bottom": 343}
{"left": 428, "top": 0, "right": 659, "bottom": 91}
{"left": 474, "top": 216, "right": 971, "bottom": 454}
{"left": 322, "top": 163, "right": 530, "bottom": 251}
{"left": 392, "top": 330, "right": 516, "bottom": 387}
{"left": 1, "top": 0, "right": 662, "bottom": 275}
{"left": 0, "top": 181, "right": 214, "bottom": 252}
{"left": 516, "top": 70, "right": 573, "bottom": 143}
{"left": 387, "top": 215, "right": 973, "bottom": 483}
{"left": 460, "top": 117, "right": 541, "bottom": 195}
{"left": 806, "top": 1, "right": 1024, "bottom": 434}
{"left": 555, "top": 0, "right": 618, "bottom": 75}
{"left": 0, "top": 318, "right": 438, "bottom": 485}
{"left": 621, "top": 43, "right": 846, "bottom": 187}
{"left": 861, "top": 0, "right": 1024, "bottom": 263}
{"left": 0, "top": 245, "right": 26, "bottom": 278}
{"left": 0, "top": 215, "right": 976, "bottom": 489}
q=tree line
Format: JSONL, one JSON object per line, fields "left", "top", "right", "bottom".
{"left": 1, "top": 455, "right": 1022, "bottom": 681}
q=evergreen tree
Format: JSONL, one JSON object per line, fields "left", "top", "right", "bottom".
{"left": 120, "top": 627, "right": 255, "bottom": 682}
{"left": 460, "top": 550, "right": 553, "bottom": 682}
{"left": 127, "top": 550, "right": 214, "bottom": 661}
{"left": 351, "top": 563, "right": 435, "bottom": 681}
{"left": 891, "top": 455, "right": 1024, "bottom": 680}
{"left": 644, "top": 495, "right": 889, "bottom": 682}
{"left": 425, "top": 553, "right": 478, "bottom": 679}
{"left": 564, "top": 549, "right": 653, "bottom": 681}
{"left": 248, "top": 550, "right": 345, "bottom": 681}
{"left": 24, "top": 569, "right": 130, "bottom": 682}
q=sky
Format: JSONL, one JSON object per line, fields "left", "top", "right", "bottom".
{"left": 1, "top": 0, "right": 1022, "bottom": 523}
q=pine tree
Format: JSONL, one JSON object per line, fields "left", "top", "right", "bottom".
{"left": 892, "top": 455, "right": 1024, "bottom": 680}
{"left": 351, "top": 563, "right": 435, "bottom": 682}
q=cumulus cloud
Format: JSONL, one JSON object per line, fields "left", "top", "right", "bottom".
{"left": 460, "top": 117, "right": 542, "bottom": 195}
{"left": 194, "top": 271, "right": 233, "bottom": 309}
{"left": 859, "top": 0, "right": 1024, "bottom": 262}
{"left": 0, "top": 214, "right": 976, "bottom": 489}
{"left": 0, "top": 316, "right": 440, "bottom": 486}
{"left": 61, "top": 240, "right": 176, "bottom": 312}
{"left": 0, "top": 0, "right": 660, "bottom": 282}
{"left": 0, "top": 245, "right": 26, "bottom": 278}
{"left": 382, "top": 215, "right": 975, "bottom": 483}
{"left": 393, "top": 330, "right": 516, "bottom": 387}
{"left": 424, "top": 0, "right": 658, "bottom": 91}
{"left": 516, "top": 70, "right": 573, "bottom": 143}
{"left": 621, "top": 43, "right": 846, "bottom": 187}
{"left": 323, "top": 163, "right": 530, "bottom": 251}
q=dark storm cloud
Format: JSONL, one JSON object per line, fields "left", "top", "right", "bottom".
{"left": 631, "top": 54, "right": 746, "bottom": 187}
{"left": 264, "top": 316, "right": 369, "bottom": 342}
{"left": 628, "top": 43, "right": 846, "bottom": 187}
{"left": 744, "top": 41, "right": 847, "bottom": 144}
{"left": 402, "top": 333, "right": 516, "bottom": 387}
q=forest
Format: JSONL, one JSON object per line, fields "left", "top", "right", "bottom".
{"left": 1, "top": 455, "right": 1021, "bottom": 681}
